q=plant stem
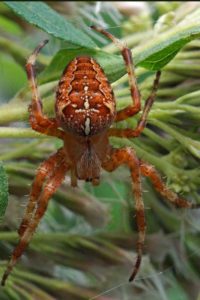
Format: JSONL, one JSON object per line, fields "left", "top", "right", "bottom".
{"left": 0, "top": 104, "right": 28, "bottom": 124}
{"left": 13, "top": 278, "right": 56, "bottom": 300}
{"left": 0, "top": 128, "right": 44, "bottom": 138}
{"left": 9, "top": 269, "right": 95, "bottom": 300}
{"left": 175, "top": 90, "right": 200, "bottom": 104}
{"left": 150, "top": 119, "right": 200, "bottom": 159}
{"left": 0, "top": 96, "right": 54, "bottom": 125}
{"left": 0, "top": 36, "right": 50, "bottom": 66}
{"left": 0, "top": 232, "right": 75, "bottom": 242}
{"left": 0, "top": 140, "right": 42, "bottom": 160}
{"left": 103, "top": 31, "right": 151, "bottom": 53}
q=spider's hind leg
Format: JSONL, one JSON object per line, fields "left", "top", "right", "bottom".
{"left": 18, "top": 147, "right": 65, "bottom": 236}
{"left": 1, "top": 149, "right": 68, "bottom": 286}
{"left": 140, "top": 160, "right": 200, "bottom": 209}
{"left": 102, "top": 147, "right": 146, "bottom": 282}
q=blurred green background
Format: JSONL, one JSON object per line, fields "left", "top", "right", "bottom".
{"left": 0, "top": 2, "right": 200, "bottom": 300}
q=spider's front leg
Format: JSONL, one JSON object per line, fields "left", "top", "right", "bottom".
{"left": 91, "top": 26, "right": 161, "bottom": 138}
{"left": 1, "top": 150, "right": 69, "bottom": 286}
{"left": 91, "top": 26, "right": 141, "bottom": 121}
{"left": 140, "top": 160, "right": 200, "bottom": 209}
{"left": 109, "top": 70, "right": 161, "bottom": 138}
{"left": 26, "top": 40, "right": 64, "bottom": 139}
{"left": 102, "top": 147, "right": 146, "bottom": 282}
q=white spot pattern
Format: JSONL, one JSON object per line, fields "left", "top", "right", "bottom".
{"left": 84, "top": 86, "right": 89, "bottom": 92}
{"left": 84, "top": 117, "right": 90, "bottom": 135}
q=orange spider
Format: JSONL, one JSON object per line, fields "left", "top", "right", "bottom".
{"left": 1, "top": 26, "right": 199, "bottom": 286}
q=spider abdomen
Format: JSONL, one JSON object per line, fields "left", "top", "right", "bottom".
{"left": 56, "top": 56, "right": 116, "bottom": 136}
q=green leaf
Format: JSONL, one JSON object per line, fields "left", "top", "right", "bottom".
{"left": 6, "top": 3, "right": 200, "bottom": 83}
{"left": 40, "top": 48, "right": 124, "bottom": 83}
{"left": 4, "top": 1, "right": 97, "bottom": 49}
{"left": 135, "top": 26, "right": 200, "bottom": 70}
{"left": 167, "top": 277, "right": 189, "bottom": 300}
{"left": 41, "top": 8, "right": 200, "bottom": 83}
{"left": 134, "top": 9, "right": 200, "bottom": 70}
{"left": 0, "top": 53, "right": 27, "bottom": 103}
{"left": 0, "top": 162, "right": 8, "bottom": 220}
{"left": 133, "top": 8, "right": 200, "bottom": 70}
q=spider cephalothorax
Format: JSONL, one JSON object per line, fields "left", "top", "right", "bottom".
{"left": 1, "top": 26, "right": 199, "bottom": 286}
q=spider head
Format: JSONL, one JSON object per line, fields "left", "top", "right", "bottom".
{"left": 55, "top": 56, "right": 116, "bottom": 137}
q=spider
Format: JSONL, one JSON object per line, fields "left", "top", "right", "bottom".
{"left": 1, "top": 26, "right": 199, "bottom": 286}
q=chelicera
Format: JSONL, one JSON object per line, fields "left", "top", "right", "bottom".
{"left": 2, "top": 26, "right": 199, "bottom": 286}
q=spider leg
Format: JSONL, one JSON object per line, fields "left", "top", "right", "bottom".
{"left": 18, "top": 147, "right": 65, "bottom": 236}
{"left": 1, "top": 158, "right": 69, "bottom": 286}
{"left": 91, "top": 26, "right": 141, "bottom": 121}
{"left": 91, "top": 26, "right": 161, "bottom": 138}
{"left": 26, "top": 40, "right": 64, "bottom": 139}
{"left": 108, "top": 71, "right": 161, "bottom": 138}
{"left": 140, "top": 160, "right": 200, "bottom": 209}
{"left": 102, "top": 147, "right": 146, "bottom": 282}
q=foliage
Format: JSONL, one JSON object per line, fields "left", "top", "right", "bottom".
{"left": 0, "top": 2, "right": 200, "bottom": 300}
{"left": 0, "top": 163, "right": 8, "bottom": 220}
{"left": 5, "top": 2, "right": 96, "bottom": 49}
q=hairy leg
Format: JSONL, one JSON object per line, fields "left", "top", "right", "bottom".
{"left": 103, "top": 147, "right": 146, "bottom": 282}
{"left": 26, "top": 40, "right": 64, "bottom": 139}
{"left": 140, "top": 160, "right": 200, "bottom": 209}
{"left": 1, "top": 159, "right": 68, "bottom": 286}
{"left": 108, "top": 71, "right": 161, "bottom": 138}
{"left": 18, "top": 148, "right": 65, "bottom": 236}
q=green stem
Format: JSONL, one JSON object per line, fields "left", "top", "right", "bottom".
{"left": 154, "top": 102, "right": 200, "bottom": 114}
{"left": 143, "top": 183, "right": 182, "bottom": 232}
{"left": 115, "top": 92, "right": 200, "bottom": 116}
{"left": 0, "top": 140, "right": 42, "bottom": 160}
{"left": 141, "top": 127, "right": 174, "bottom": 151}
{"left": 12, "top": 284, "right": 33, "bottom": 300}
{"left": 150, "top": 119, "right": 200, "bottom": 159}
{"left": 0, "top": 232, "right": 75, "bottom": 242}
{"left": 157, "top": 84, "right": 200, "bottom": 98}
{"left": 0, "top": 128, "right": 44, "bottom": 138}
{"left": 0, "top": 36, "right": 50, "bottom": 66}
{"left": 176, "top": 50, "right": 200, "bottom": 59}
{"left": 175, "top": 90, "right": 200, "bottom": 104}
{"left": 103, "top": 31, "right": 151, "bottom": 53}
{"left": 3, "top": 285, "right": 20, "bottom": 300}
{"left": 0, "top": 103, "right": 28, "bottom": 124}
{"left": 13, "top": 278, "right": 55, "bottom": 300}
{"left": 0, "top": 96, "right": 54, "bottom": 124}
{"left": 12, "top": 269, "right": 93, "bottom": 299}
{"left": 165, "top": 61, "right": 200, "bottom": 76}
{"left": 11, "top": 80, "right": 58, "bottom": 104}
